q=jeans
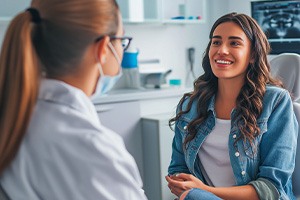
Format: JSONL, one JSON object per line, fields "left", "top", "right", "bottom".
{"left": 184, "top": 188, "right": 222, "bottom": 200}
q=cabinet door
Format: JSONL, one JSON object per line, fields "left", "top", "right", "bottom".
{"left": 95, "top": 101, "right": 144, "bottom": 178}
{"left": 116, "top": 0, "right": 160, "bottom": 23}
{"left": 142, "top": 113, "right": 177, "bottom": 200}
{"left": 162, "top": 0, "right": 207, "bottom": 24}
{"left": 116, "top": 0, "right": 207, "bottom": 24}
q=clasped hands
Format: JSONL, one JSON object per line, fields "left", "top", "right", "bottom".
{"left": 165, "top": 173, "right": 208, "bottom": 197}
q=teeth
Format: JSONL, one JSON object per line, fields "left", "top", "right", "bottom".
{"left": 216, "top": 60, "right": 232, "bottom": 64}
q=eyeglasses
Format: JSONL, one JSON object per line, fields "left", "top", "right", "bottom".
{"left": 95, "top": 36, "right": 132, "bottom": 51}
{"left": 110, "top": 36, "right": 132, "bottom": 51}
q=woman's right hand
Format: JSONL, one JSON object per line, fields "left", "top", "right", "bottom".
{"left": 165, "top": 173, "right": 209, "bottom": 197}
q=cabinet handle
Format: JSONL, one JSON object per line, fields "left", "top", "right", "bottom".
{"left": 96, "top": 105, "right": 114, "bottom": 113}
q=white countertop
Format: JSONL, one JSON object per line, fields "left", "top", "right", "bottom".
{"left": 92, "top": 87, "right": 192, "bottom": 104}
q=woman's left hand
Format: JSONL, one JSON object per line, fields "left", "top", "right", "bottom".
{"left": 165, "top": 173, "right": 208, "bottom": 197}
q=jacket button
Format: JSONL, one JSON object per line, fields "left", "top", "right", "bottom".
{"left": 184, "top": 126, "right": 187, "bottom": 130}
{"left": 235, "top": 152, "right": 240, "bottom": 157}
{"left": 241, "top": 171, "right": 246, "bottom": 176}
{"left": 233, "top": 134, "right": 237, "bottom": 139}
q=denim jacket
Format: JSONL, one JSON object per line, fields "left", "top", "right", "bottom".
{"left": 168, "top": 86, "right": 298, "bottom": 200}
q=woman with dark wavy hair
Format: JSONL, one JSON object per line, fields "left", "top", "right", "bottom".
{"left": 166, "top": 13, "right": 298, "bottom": 200}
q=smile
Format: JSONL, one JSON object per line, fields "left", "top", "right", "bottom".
{"left": 215, "top": 60, "right": 233, "bottom": 65}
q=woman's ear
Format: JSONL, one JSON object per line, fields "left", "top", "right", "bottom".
{"left": 95, "top": 36, "right": 110, "bottom": 64}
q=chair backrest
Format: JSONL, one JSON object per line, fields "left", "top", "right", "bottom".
{"left": 270, "top": 53, "right": 300, "bottom": 197}
{"left": 270, "top": 53, "right": 300, "bottom": 102}
{"left": 293, "top": 102, "right": 300, "bottom": 197}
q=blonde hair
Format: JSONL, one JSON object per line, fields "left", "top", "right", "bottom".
{"left": 0, "top": 0, "right": 119, "bottom": 174}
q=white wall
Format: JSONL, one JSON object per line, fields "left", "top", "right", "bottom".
{"left": 0, "top": 0, "right": 31, "bottom": 48}
{"left": 208, "top": 0, "right": 230, "bottom": 24}
{"left": 0, "top": 0, "right": 30, "bottom": 17}
{"left": 0, "top": 21, "right": 9, "bottom": 47}
{"left": 228, "top": 0, "right": 252, "bottom": 15}
{"left": 124, "top": 23, "right": 209, "bottom": 87}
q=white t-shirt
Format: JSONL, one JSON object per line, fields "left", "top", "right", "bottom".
{"left": 0, "top": 79, "right": 147, "bottom": 200}
{"left": 198, "top": 118, "right": 236, "bottom": 187}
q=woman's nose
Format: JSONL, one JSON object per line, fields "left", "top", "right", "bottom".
{"left": 217, "top": 44, "right": 229, "bottom": 55}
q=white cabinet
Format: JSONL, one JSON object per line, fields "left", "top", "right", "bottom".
{"left": 95, "top": 101, "right": 145, "bottom": 178}
{"left": 117, "top": 0, "right": 160, "bottom": 23}
{"left": 142, "top": 113, "right": 177, "bottom": 200}
{"left": 162, "top": 0, "right": 207, "bottom": 24}
{"left": 116, "top": 0, "right": 207, "bottom": 24}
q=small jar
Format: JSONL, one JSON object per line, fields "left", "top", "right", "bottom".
{"left": 169, "top": 79, "right": 182, "bottom": 88}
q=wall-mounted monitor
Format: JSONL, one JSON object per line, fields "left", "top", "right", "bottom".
{"left": 251, "top": 0, "right": 300, "bottom": 54}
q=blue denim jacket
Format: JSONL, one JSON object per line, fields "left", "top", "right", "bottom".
{"left": 168, "top": 86, "right": 298, "bottom": 200}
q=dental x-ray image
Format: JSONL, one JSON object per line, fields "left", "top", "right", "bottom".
{"left": 252, "top": 0, "right": 300, "bottom": 54}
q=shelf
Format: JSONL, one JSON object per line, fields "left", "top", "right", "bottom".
{"left": 162, "top": 0, "right": 207, "bottom": 25}
{"left": 118, "top": 0, "right": 207, "bottom": 25}
{"left": 123, "top": 19, "right": 205, "bottom": 25}
{"left": 123, "top": 19, "right": 161, "bottom": 24}
{"left": 162, "top": 19, "right": 206, "bottom": 24}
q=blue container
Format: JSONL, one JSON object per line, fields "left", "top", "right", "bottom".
{"left": 121, "top": 51, "right": 139, "bottom": 68}
{"left": 169, "top": 79, "right": 182, "bottom": 86}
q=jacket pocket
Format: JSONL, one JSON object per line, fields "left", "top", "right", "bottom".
{"left": 244, "top": 119, "right": 267, "bottom": 158}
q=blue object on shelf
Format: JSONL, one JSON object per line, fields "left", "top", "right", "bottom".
{"left": 169, "top": 79, "right": 182, "bottom": 86}
{"left": 171, "top": 16, "right": 185, "bottom": 20}
{"left": 171, "top": 16, "right": 201, "bottom": 20}
{"left": 121, "top": 50, "right": 139, "bottom": 68}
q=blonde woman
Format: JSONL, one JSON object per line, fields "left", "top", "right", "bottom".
{"left": 0, "top": 0, "right": 146, "bottom": 199}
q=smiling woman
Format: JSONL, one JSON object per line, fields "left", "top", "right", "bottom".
{"left": 209, "top": 22, "right": 253, "bottom": 84}
{"left": 166, "top": 12, "right": 298, "bottom": 200}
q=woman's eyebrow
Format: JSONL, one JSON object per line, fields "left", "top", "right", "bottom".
{"left": 228, "top": 36, "right": 244, "bottom": 41}
{"left": 212, "top": 35, "right": 222, "bottom": 39}
{"left": 212, "top": 35, "right": 244, "bottom": 42}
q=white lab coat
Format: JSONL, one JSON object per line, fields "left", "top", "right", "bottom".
{"left": 0, "top": 79, "right": 147, "bottom": 200}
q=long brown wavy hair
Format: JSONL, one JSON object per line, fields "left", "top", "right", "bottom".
{"left": 0, "top": 0, "right": 119, "bottom": 175}
{"left": 170, "top": 13, "right": 283, "bottom": 149}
